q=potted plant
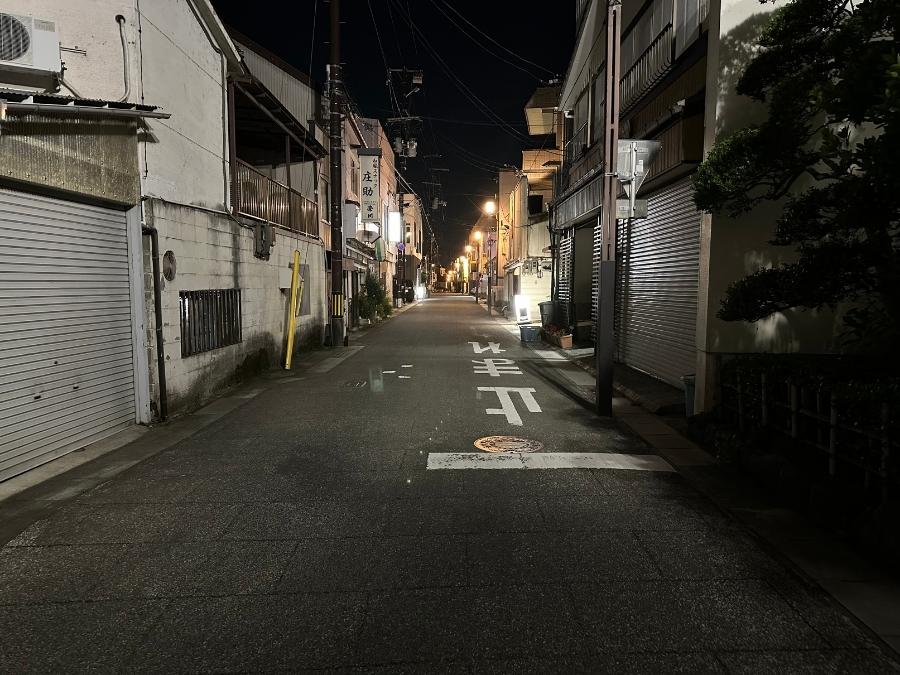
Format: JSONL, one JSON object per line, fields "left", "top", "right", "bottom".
{"left": 542, "top": 323, "right": 573, "bottom": 349}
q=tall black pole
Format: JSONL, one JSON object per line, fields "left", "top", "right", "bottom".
{"left": 596, "top": 0, "right": 621, "bottom": 415}
{"left": 328, "top": 0, "right": 345, "bottom": 347}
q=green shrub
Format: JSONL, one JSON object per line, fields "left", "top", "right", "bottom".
{"left": 380, "top": 297, "right": 393, "bottom": 317}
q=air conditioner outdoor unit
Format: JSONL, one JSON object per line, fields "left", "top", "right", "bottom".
{"left": 0, "top": 13, "right": 62, "bottom": 79}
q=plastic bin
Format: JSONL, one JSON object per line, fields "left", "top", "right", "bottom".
{"left": 519, "top": 324, "right": 542, "bottom": 344}
{"left": 681, "top": 374, "right": 696, "bottom": 417}
{"left": 538, "top": 301, "right": 555, "bottom": 327}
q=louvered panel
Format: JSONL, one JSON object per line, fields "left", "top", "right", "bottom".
{"left": 555, "top": 229, "right": 575, "bottom": 330}
{"left": 591, "top": 217, "right": 602, "bottom": 343}
{"left": 0, "top": 187, "right": 135, "bottom": 482}
{"left": 614, "top": 177, "right": 701, "bottom": 389}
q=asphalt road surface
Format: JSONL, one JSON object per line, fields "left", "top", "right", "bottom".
{"left": 1, "top": 295, "right": 898, "bottom": 672}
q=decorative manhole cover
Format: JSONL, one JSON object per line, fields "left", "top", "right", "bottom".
{"left": 474, "top": 436, "right": 544, "bottom": 453}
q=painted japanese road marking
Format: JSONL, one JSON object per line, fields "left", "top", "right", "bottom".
{"left": 472, "top": 358, "right": 522, "bottom": 377}
{"left": 427, "top": 452, "right": 675, "bottom": 472}
{"left": 469, "top": 341, "right": 505, "bottom": 354}
{"left": 478, "top": 386, "right": 542, "bottom": 426}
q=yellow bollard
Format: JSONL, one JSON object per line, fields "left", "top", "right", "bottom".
{"left": 284, "top": 250, "right": 301, "bottom": 370}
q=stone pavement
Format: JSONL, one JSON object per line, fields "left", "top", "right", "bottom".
{"left": 1, "top": 296, "right": 898, "bottom": 672}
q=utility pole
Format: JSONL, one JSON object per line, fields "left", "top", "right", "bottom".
{"left": 328, "top": 0, "right": 345, "bottom": 347}
{"left": 595, "top": 0, "right": 622, "bottom": 416}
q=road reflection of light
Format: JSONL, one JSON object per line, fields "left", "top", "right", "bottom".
{"left": 369, "top": 367, "right": 384, "bottom": 393}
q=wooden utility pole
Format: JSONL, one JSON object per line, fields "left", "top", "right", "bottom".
{"left": 595, "top": 0, "right": 622, "bottom": 415}
{"left": 328, "top": 0, "right": 345, "bottom": 347}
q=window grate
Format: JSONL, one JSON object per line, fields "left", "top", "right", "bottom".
{"left": 179, "top": 289, "right": 242, "bottom": 357}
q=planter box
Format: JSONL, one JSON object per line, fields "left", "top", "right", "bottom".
{"left": 543, "top": 331, "right": 573, "bottom": 349}
{"left": 519, "top": 324, "right": 542, "bottom": 343}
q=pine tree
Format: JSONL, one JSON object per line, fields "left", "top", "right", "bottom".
{"left": 693, "top": 0, "right": 900, "bottom": 351}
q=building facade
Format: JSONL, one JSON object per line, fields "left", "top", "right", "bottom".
{"left": 549, "top": 0, "right": 836, "bottom": 413}
{"left": 0, "top": 0, "right": 329, "bottom": 479}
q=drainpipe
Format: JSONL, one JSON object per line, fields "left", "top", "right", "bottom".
{"left": 142, "top": 223, "right": 168, "bottom": 421}
{"left": 115, "top": 15, "right": 131, "bottom": 103}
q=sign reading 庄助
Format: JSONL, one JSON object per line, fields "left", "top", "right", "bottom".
{"left": 359, "top": 149, "right": 382, "bottom": 225}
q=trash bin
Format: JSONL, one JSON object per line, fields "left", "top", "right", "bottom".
{"left": 681, "top": 374, "right": 696, "bottom": 417}
{"left": 519, "top": 324, "right": 542, "bottom": 344}
{"left": 538, "top": 301, "right": 555, "bottom": 327}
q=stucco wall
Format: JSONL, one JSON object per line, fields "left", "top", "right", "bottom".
{"left": 144, "top": 199, "right": 325, "bottom": 417}
{"left": 695, "top": 0, "right": 844, "bottom": 412}
{"left": 3, "top": 0, "right": 230, "bottom": 208}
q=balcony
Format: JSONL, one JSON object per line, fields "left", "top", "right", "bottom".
{"left": 620, "top": 23, "right": 675, "bottom": 115}
{"left": 235, "top": 160, "right": 317, "bottom": 237}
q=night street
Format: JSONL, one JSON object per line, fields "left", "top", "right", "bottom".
{"left": 1, "top": 296, "right": 896, "bottom": 672}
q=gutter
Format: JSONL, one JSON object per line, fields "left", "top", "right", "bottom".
{"left": 0, "top": 101, "right": 170, "bottom": 119}
{"left": 187, "top": 0, "right": 243, "bottom": 73}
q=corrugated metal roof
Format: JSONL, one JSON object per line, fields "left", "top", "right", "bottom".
{"left": 0, "top": 88, "right": 162, "bottom": 113}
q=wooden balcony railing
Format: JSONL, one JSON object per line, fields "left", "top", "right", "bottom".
{"left": 235, "top": 160, "right": 317, "bottom": 237}
{"left": 620, "top": 23, "right": 674, "bottom": 115}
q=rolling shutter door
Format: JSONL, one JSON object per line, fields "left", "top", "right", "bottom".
{"left": 615, "top": 177, "right": 700, "bottom": 388}
{"left": 0, "top": 188, "right": 136, "bottom": 481}
{"left": 556, "top": 229, "right": 574, "bottom": 330}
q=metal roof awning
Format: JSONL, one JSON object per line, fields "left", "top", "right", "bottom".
{"left": 0, "top": 89, "right": 170, "bottom": 120}
{"left": 233, "top": 79, "right": 326, "bottom": 160}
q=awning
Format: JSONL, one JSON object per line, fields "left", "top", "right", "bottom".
{"left": 233, "top": 79, "right": 326, "bottom": 160}
{"left": 0, "top": 89, "right": 170, "bottom": 120}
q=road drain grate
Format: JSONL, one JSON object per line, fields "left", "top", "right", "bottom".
{"left": 474, "top": 436, "right": 544, "bottom": 453}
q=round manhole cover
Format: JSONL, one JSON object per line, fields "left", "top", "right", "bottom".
{"left": 474, "top": 436, "right": 543, "bottom": 453}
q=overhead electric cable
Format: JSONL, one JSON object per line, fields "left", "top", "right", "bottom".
{"left": 435, "top": 0, "right": 557, "bottom": 77}
{"left": 308, "top": 0, "right": 318, "bottom": 76}
{"left": 386, "top": 0, "right": 532, "bottom": 144}
{"left": 427, "top": 0, "right": 543, "bottom": 81}
{"left": 366, "top": 0, "right": 403, "bottom": 114}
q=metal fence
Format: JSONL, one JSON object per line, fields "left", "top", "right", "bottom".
{"left": 235, "top": 160, "right": 317, "bottom": 236}
{"left": 179, "top": 289, "right": 242, "bottom": 357}
{"left": 719, "top": 356, "right": 898, "bottom": 503}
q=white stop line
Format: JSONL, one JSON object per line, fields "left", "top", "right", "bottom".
{"left": 427, "top": 452, "right": 675, "bottom": 472}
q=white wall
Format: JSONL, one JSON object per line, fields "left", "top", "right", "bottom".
{"left": 2, "top": 0, "right": 230, "bottom": 209}
{"left": 695, "top": 0, "right": 843, "bottom": 413}
{"left": 146, "top": 199, "right": 325, "bottom": 415}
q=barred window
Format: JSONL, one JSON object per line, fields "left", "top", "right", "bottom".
{"left": 179, "top": 289, "right": 242, "bottom": 357}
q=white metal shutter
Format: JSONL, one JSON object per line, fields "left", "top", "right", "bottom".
{"left": 0, "top": 188, "right": 136, "bottom": 481}
{"left": 615, "top": 177, "right": 700, "bottom": 388}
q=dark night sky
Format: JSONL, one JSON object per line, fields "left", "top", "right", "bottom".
{"left": 210, "top": 0, "right": 574, "bottom": 263}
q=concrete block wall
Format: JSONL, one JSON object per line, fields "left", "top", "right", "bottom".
{"left": 144, "top": 199, "right": 325, "bottom": 417}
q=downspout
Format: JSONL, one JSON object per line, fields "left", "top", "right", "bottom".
{"left": 142, "top": 219, "right": 168, "bottom": 421}
{"left": 115, "top": 15, "right": 132, "bottom": 102}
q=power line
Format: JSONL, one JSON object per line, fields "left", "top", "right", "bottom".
{"left": 427, "top": 0, "right": 543, "bottom": 81}
{"left": 308, "top": 0, "right": 318, "bottom": 77}
{"left": 386, "top": 0, "right": 533, "bottom": 145}
{"left": 366, "top": 0, "right": 403, "bottom": 114}
{"left": 435, "top": 0, "right": 557, "bottom": 77}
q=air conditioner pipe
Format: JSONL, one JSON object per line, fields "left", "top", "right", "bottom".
{"left": 116, "top": 15, "right": 131, "bottom": 103}
{"left": 142, "top": 224, "right": 168, "bottom": 421}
